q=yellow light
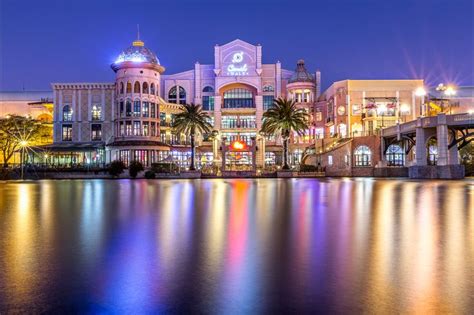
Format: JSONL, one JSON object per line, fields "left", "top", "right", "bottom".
{"left": 400, "top": 104, "right": 410, "bottom": 113}
{"left": 20, "top": 140, "right": 28, "bottom": 147}
{"left": 415, "top": 87, "right": 426, "bottom": 97}
{"left": 231, "top": 140, "right": 245, "bottom": 150}
{"left": 444, "top": 86, "right": 456, "bottom": 96}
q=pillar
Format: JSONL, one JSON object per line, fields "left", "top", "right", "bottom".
{"left": 448, "top": 145, "right": 459, "bottom": 165}
{"left": 221, "top": 138, "right": 227, "bottom": 171}
{"left": 251, "top": 137, "right": 257, "bottom": 171}
{"left": 436, "top": 114, "right": 448, "bottom": 166}
{"left": 415, "top": 118, "right": 427, "bottom": 166}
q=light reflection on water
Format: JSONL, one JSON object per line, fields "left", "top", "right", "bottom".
{"left": 0, "top": 178, "right": 473, "bottom": 313}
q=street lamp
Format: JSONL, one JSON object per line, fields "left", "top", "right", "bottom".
{"left": 436, "top": 83, "right": 457, "bottom": 114}
{"left": 400, "top": 104, "right": 410, "bottom": 122}
{"left": 415, "top": 87, "right": 427, "bottom": 116}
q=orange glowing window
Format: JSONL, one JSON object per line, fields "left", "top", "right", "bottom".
{"left": 231, "top": 140, "right": 246, "bottom": 150}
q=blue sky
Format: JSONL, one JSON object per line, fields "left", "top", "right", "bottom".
{"left": 0, "top": 0, "right": 472, "bottom": 91}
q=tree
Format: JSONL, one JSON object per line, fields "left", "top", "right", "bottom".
{"left": 109, "top": 160, "right": 126, "bottom": 177}
{"left": 129, "top": 160, "right": 144, "bottom": 178}
{"left": 172, "top": 103, "right": 212, "bottom": 170}
{"left": 260, "top": 98, "right": 310, "bottom": 170}
{"left": 0, "top": 115, "right": 50, "bottom": 167}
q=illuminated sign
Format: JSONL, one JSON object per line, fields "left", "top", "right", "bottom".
{"left": 230, "top": 140, "right": 247, "bottom": 151}
{"left": 226, "top": 51, "right": 249, "bottom": 76}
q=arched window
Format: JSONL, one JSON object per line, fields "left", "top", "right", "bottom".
{"left": 62, "top": 105, "right": 73, "bottom": 121}
{"left": 120, "top": 82, "right": 124, "bottom": 94}
{"left": 223, "top": 88, "right": 254, "bottom": 108}
{"left": 133, "top": 100, "right": 141, "bottom": 117}
{"left": 126, "top": 82, "right": 132, "bottom": 94}
{"left": 202, "top": 86, "right": 214, "bottom": 93}
{"left": 143, "top": 82, "right": 149, "bottom": 94}
{"left": 125, "top": 100, "right": 132, "bottom": 117}
{"left": 134, "top": 81, "right": 141, "bottom": 94}
{"left": 168, "top": 86, "right": 186, "bottom": 104}
{"left": 263, "top": 85, "right": 274, "bottom": 92}
{"left": 91, "top": 105, "right": 102, "bottom": 121}
{"left": 354, "top": 145, "right": 371, "bottom": 167}
{"left": 427, "top": 138, "right": 438, "bottom": 165}
{"left": 386, "top": 144, "right": 404, "bottom": 166}
{"left": 150, "top": 83, "right": 155, "bottom": 95}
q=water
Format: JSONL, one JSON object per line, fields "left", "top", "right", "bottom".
{"left": 0, "top": 178, "right": 473, "bottom": 314}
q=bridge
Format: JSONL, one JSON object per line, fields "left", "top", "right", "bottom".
{"left": 381, "top": 113, "right": 474, "bottom": 178}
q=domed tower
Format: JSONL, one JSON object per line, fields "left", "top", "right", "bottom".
{"left": 287, "top": 59, "right": 316, "bottom": 104}
{"left": 109, "top": 35, "right": 167, "bottom": 166}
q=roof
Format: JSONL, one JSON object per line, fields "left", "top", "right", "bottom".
{"left": 288, "top": 60, "right": 314, "bottom": 83}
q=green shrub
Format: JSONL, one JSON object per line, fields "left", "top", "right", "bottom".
{"left": 299, "top": 164, "right": 318, "bottom": 172}
{"left": 144, "top": 170, "right": 156, "bottom": 179}
{"left": 129, "top": 160, "right": 144, "bottom": 178}
{"left": 151, "top": 162, "right": 179, "bottom": 173}
{"left": 109, "top": 160, "right": 126, "bottom": 177}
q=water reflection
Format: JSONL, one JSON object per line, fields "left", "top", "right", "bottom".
{"left": 0, "top": 178, "right": 473, "bottom": 313}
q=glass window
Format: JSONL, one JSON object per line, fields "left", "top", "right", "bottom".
{"left": 126, "top": 100, "right": 132, "bottom": 117}
{"left": 91, "top": 105, "right": 102, "bottom": 121}
{"left": 62, "top": 105, "right": 73, "bottom": 121}
{"left": 134, "top": 81, "right": 140, "bottom": 94}
{"left": 62, "top": 124, "right": 72, "bottom": 141}
{"left": 125, "top": 121, "right": 132, "bottom": 136}
{"left": 265, "top": 152, "right": 276, "bottom": 165}
{"left": 142, "top": 82, "right": 149, "bottom": 94}
{"left": 223, "top": 88, "right": 254, "bottom": 108}
{"left": 160, "top": 112, "right": 167, "bottom": 126}
{"left": 150, "top": 103, "right": 156, "bottom": 118}
{"left": 263, "top": 85, "right": 274, "bottom": 92}
{"left": 168, "top": 86, "right": 186, "bottom": 104}
{"left": 126, "top": 82, "right": 132, "bottom": 93}
{"left": 120, "top": 82, "right": 124, "bottom": 94}
{"left": 386, "top": 144, "right": 405, "bottom": 166}
{"left": 151, "top": 122, "right": 156, "bottom": 137}
{"left": 133, "top": 100, "right": 141, "bottom": 117}
{"left": 91, "top": 124, "right": 102, "bottom": 141}
{"left": 202, "top": 96, "right": 214, "bottom": 111}
{"left": 119, "top": 101, "right": 124, "bottom": 117}
{"left": 143, "top": 121, "right": 149, "bottom": 136}
{"left": 150, "top": 83, "right": 155, "bottom": 95}
{"left": 354, "top": 145, "right": 371, "bottom": 166}
{"left": 142, "top": 101, "right": 149, "bottom": 117}
{"left": 120, "top": 121, "right": 125, "bottom": 136}
{"left": 222, "top": 116, "right": 238, "bottom": 129}
{"left": 328, "top": 155, "right": 333, "bottom": 165}
{"left": 202, "top": 86, "right": 214, "bottom": 93}
{"left": 133, "top": 121, "right": 141, "bottom": 136}
{"left": 239, "top": 115, "right": 256, "bottom": 128}
{"left": 263, "top": 95, "right": 274, "bottom": 110}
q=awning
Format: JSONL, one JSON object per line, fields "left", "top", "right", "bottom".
{"left": 37, "top": 142, "right": 105, "bottom": 152}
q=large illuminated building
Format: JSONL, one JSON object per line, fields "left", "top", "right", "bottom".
{"left": 49, "top": 38, "right": 321, "bottom": 168}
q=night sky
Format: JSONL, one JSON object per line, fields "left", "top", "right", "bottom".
{"left": 0, "top": 0, "right": 472, "bottom": 91}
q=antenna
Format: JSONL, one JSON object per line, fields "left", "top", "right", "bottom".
{"left": 137, "top": 24, "right": 140, "bottom": 40}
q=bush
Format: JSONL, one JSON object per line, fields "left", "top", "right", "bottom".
{"left": 299, "top": 164, "right": 318, "bottom": 172}
{"left": 151, "top": 162, "right": 179, "bottom": 174}
{"left": 144, "top": 170, "right": 156, "bottom": 179}
{"left": 129, "top": 160, "right": 144, "bottom": 178}
{"left": 109, "top": 160, "right": 126, "bottom": 177}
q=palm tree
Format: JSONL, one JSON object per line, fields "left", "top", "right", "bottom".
{"left": 172, "top": 103, "right": 212, "bottom": 170}
{"left": 260, "top": 98, "right": 310, "bottom": 170}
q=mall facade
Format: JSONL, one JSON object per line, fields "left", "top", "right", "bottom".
{"left": 48, "top": 38, "right": 323, "bottom": 168}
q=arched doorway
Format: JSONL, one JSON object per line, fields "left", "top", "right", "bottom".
{"left": 427, "top": 138, "right": 438, "bottom": 165}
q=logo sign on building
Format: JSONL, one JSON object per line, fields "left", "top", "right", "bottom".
{"left": 226, "top": 51, "right": 249, "bottom": 76}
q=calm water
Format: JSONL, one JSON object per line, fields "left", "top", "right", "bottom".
{"left": 0, "top": 178, "right": 473, "bottom": 314}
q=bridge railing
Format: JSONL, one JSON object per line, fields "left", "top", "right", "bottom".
{"left": 447, "top": 112, "right": 474, "bottom": 125}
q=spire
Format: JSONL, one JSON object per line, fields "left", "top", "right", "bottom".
{"left": 133, "top": 24, "right": 144, "bottom": 47}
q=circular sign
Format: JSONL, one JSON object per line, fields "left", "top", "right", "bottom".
{"left": 337, "top": 106, "right": 346, "bottom": 115}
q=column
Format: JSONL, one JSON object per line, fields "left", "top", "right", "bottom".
{"left": 251, "top": 137, "right": 257, "bottom": 171}
{"left": 255, "top": 95, "right": 263, "bottom": 129}
{"left": 214, "top": 96, "right": 222, "bottom": 129}
{"left": 415, "top": 118, "right": 427, "bottom": 166}
{"left": 436, "top": 114, "right": 448, "bottom": 166}
{"left": 221, "top": 138, "right": 226, "bottom": 171}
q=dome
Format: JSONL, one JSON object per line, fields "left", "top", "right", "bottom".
{"left": 114, "top": 39, "right": 160, "bottom": 65}
{"left": 288, "top": 59, "right": 314, "bottom": 83}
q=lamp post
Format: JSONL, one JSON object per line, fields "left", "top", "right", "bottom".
{"left": 436, "top": 83, "right": 457, "bottom": 114}
{"left": 19, "top": 140, "right": 28, "bottom": 180}
{"left": 415, "top": 87, "right": 427, "bottom": 117}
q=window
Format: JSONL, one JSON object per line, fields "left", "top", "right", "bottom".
{"left": 386, "top": 144, "right": 404, "bottom": 166}
{"left": 328, "top": 155, "right": 333, "bottom": 165}
{"left": 126, "top": 82, "right": 132, "bottom": 94}
{"left": 91, "top": 124, "right": 102, "bottom": 141}
{"left": 133, "top": 100, "right": 141, "bottom": 117}
{"left": 125, "top": 121, "right": 132, "bottom": 135}
{"left": 143, "top": 82, "right": 149, "bottom": 94}
{"left": 150, "top": 103, "right": 156, "bottom": 118}
{"left": 354, "top": 145, "right": 371, "bottom": 167}
{"left": 265, "top": 152, "right": 276, "bottom": 165}
{"left": 315, "top": 128, "right": 324, "bottom": 139}
{"left": 222, "top": 116, "right": 238, "bottom": 129}
{"left": 62, "top": 105, "right": 73, "bottom": 121}
{"left": 168, "top": 86, "right": 186, "bottom": 104}
{"left": 120, "top": 122, "right": 125, "bottom": 136}
{"left": 151, "top": 122, "right": 156, "bottom": 137}
{"left": 206, "top": 116, "right": 214, "bottom": 127}
{"left": 202, "top": 96, "right": 214, "bottom": 111}
{"left": 150, "top": 83, "right": 156, "bottom": 95}
{"left": 142, "top": 122, "right": 149, "bottom": 136}
{"left": 202, "top": 86, "right": 214, "bottom": 93}
{"left": 160, "top": 112, "right": 167, "bottom": 126}
{"left": 62, "top": 124, "right": 72, "bottom": 141}
{"left": 126, "top": 100, "right": 132, "bottom": 117}
{"left": 134, "top": 81, "right": 140, "bottom": 94}
{"left": 119, "top": 101, "right": 124, "bottom": 117}
{"left": 239, "top": 115, "right": 256, "bottom": 128}
{"left": 223, "top": 88, "right": 254, "bottom": 108}
{"left": 263, "top": 85, "right": 274, "bottom": 92}
{"left": 142, "top": 101, "right": 149, "bottom": 117}
{"left": 133, "top": 121, "right": 141, "bottom": 136}
{"left": 120, "top": 82, "right": 124, "bottom": 94}
{"left": 352, "top": 104, "right": 361, "bottom": 115}
{"left": 91, "top": 105, "right": 102, "bottom": 121}
{"left": 263, "top": 95, "right": 274, "bottom": 110}
{"left": 427, "top": 138, "right": 438, "bottom": 165}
